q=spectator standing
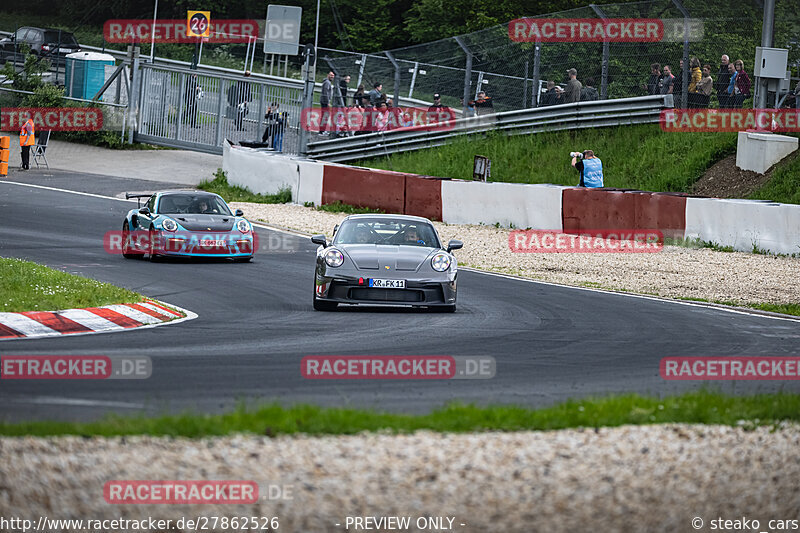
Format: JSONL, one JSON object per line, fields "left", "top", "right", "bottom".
{"left": 337, "top": 74, "right": 351, "bottom": 107}
{"left": 580, "top": 78, "right": 599, "bottom": 101}
{"left": 183, "top": 74, "right": 202, "bottom": 127}
{"left": 645, "top": 63, "right": 662, "bottom": 95}
{"left": 660, "top": 65, "right": 674, "bottom": 95}
{"left": 368, "top": 82, "right": 383, "bottom": 106}
{"left": 572, "top": 150, "right": 603, "bottom": 188}
{"left": 319, "top": 71, "right": 335, "bottom": 134}
{"left": 540, "top": 81, "right": 560, "bottom": 106}
{"left": 228, "top": 71, "right": 252, "bottom": 130}
{"left": 353, "top": 85, "right": 367, "bottom": 107}
{"left": 565, "top": 68, "right": 582, "bottom": 103}
{"left": 18, "top": 117, "right": 34, "bottom": 171}
{"left": 687, "top": 57, "right": 702, "bottom": 108}
{"left": 715, "top": 55, "right": 731, "bottom": 108}
{"left": 676, "top": 59, "right": 686, "bottom": 100}
{"left": 733, "top": 59, "right": 751, "bottom": 108}
{"left": 261, "top": 103, "right": 286, "bottom": 152}
{"left": 698, "top": 65, "right": 714, "bottom": 108}
{"left": 428, "top": 93, "right": 446, "bottom": 111}
{"left": 472, "top": 91, "right": 494, "bottom": 115}
{"left": 725, "top": 63, "right": 738, "bottom": 107}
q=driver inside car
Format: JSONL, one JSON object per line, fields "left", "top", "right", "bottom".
{"left": 194, "top": 199, "right": 215, "bottom": 214}
{"left": 403, "top": 227, "right": 425, "bottom": 245}
{"left": 354, "top": 226, "right": 372, "bottom": 244}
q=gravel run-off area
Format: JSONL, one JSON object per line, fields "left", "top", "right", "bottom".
{"left": 232, "top": 202, "right": 800, "bottom": 307}
{"left": 2, "top": 425, "right": 799, "bottom": 532}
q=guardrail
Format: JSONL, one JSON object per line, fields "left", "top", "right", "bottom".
{"left": 307, "top": 94, "right": 674, "bottom": 163}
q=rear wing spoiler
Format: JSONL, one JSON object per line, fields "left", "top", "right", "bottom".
{"left": 125, "top": 192, "right": 153, "bottom": 207}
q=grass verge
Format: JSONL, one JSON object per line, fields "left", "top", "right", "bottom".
{"left": 0, "top": 391, "right": 798, "bottom": 438}
{"left": 310, "top": 201, "right": 384, "bottom": 214}
{"left": 0, "top": 257, "right": 143, "bottom": 312}
{"left": 356, "top": 125, "right": 738, "bottom": 194}
{"left": 199, "top": 170, "right": 292, "bottom": 204}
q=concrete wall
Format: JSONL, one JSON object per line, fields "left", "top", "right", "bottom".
{"left": 685, "top": 198, "right": 800, "bottom": 255}
{"left": 442, "top": 181, "right": 564, "bottom": 229}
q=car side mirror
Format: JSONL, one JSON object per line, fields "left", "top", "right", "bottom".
{"left": 235, "top": 208, "right": 244, "bottom": 216}
{"left": 311, "top": 234, "right": 327, "bottom": 247}
{"left": 138, "top": 207, "right": 151, "bottom": 216}
{"left": 447, "top": 239, "right": 463, "bottom": 253}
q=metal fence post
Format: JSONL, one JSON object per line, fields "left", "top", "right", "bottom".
{"left": 409, "top": 62, "right": 419, "bottom": 99}
{"left": 356, "top": 54, "right": 367, "bottom": 88}
{"left": 127, "top": 46, "right": 141, "bottom": 144}
{"left": 384, "top": 51, "right": 401, "bottom": 103}
{"left": 532, "top": 43, "right": 541, "bottom": 107}
{"left": 672, "top": 0, "right": 690, "bottom": 108}
{"left": 215, "top": 78, "right": 225, "bottom": 146}
{"left": 454, "top": 36, "right": 472, "bottom": 115}
{"left": 590, "top": 4, "right": 609, "bottom": 99}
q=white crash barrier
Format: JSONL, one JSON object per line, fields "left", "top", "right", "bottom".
{"left": 223, "top": 142, "right": 324, "bottom": 205}
{"left": 736, "top": 132, "right": 798, "bottom": 174}
{"left": 685, "top": 197, "right": 800, "bottom": 255}
{"left": 442, "top": 180, "right": 564, "bottom": 230}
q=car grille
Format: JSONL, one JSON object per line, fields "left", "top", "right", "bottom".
{"left": 348, "top": 288, "right": 424, "bottom": 302}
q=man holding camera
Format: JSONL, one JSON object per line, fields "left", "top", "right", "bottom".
{"left": 571, "top": 150, "right": 603, "bottom": 188}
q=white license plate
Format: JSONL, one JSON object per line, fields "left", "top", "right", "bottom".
{"left": 59, "top": 48, "right": 73, "bottom": 53}
{"left": 369, "top": 279, "right": 406, "bottom": 289}
{"left": 200, "top": 240, "right": 227, "bottom": 246}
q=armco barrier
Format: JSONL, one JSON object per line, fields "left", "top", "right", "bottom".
{"left": 685, "top": 198, "right": 800, "bottom": 255}
{"left": 321, "top": 165, "right": 406, "bottom": 213}
{"left": 442, "top": 181, "right": 563, "bottom": 229}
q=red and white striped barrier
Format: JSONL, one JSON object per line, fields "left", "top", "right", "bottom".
{"left": 224, "top": 146, "right": 800, "bottom": 255}
{"left": 0, "top": 300, "right": 192, "bottom": 340}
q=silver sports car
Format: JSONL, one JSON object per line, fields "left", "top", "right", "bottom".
{"left": 311, "top": 214, "right": 462, "bottom": 312}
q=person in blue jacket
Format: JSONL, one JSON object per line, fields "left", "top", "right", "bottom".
{"left": 571, "top": 149, "right": 604, "bottom": 187}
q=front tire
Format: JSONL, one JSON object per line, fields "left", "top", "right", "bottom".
{"left": 122, "top": 221, "right": 143, "bottom": 259}
{"left": 148, "top": 229, "right": 161, "bottom": 262}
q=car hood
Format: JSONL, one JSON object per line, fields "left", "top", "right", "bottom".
{"left": 166, "top": 214, "right": 236, "bottom": 231}
{"left": 341, "top": 244, "right": 435, "bottom": 271}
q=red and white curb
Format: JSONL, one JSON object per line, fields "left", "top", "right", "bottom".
{"left": 0, "top": 300, "right": 197, "bottom": 341}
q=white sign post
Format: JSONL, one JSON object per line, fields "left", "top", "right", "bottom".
{"left": 264, "top": 5, "right": 302, "bottom": 56}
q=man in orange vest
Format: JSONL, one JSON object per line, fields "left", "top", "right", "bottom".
{"left": 19, "top": 118, "right": 35, "bottom": 170}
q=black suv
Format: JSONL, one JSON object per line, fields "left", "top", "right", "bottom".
{"left": 0, "top": 27, "right": 81, "bottom": 66}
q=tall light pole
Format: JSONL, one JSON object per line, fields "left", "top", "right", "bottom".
{"left": 149, "top": 0, "right": 158, "bottom": 63}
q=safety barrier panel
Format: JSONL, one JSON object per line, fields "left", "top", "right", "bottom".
{"left": 0, "top": 136, "right": 9, "bottom": 176}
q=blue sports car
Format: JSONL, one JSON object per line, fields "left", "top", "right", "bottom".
{"left": 121, "top": 190, "right": 255, "bottom": 262}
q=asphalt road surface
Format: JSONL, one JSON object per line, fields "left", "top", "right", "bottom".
{"left": 1, "top": 172, "right": 799, "bottom": 422}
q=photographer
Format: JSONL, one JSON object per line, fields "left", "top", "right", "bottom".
{"left": 571, "top": 150, "right": 603, "bottom": 188}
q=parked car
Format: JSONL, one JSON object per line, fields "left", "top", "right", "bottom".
{"left": 0, "top": 27, "right": 81, "bottom": 67}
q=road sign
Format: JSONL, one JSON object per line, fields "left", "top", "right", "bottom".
{"left": 264, "top": 5, "right": 302, "bottom": 55}
{"left": 187, "top": 11, "right": 211, "bottom": 38}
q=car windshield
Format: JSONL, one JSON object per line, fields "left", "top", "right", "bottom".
{"left": 44, "top": 31, "right": 79, "bottom": 45}
{"left": 335, "top": 218, "right": 440, "bottom": 248}
{"left": 157, "top": 194, "right": 231, "bottom": 215}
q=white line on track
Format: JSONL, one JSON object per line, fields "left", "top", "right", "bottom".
{"left": 3, "top": 396, "right": 145, "bottom": 409}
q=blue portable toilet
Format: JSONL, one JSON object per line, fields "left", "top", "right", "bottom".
{"left": 65, "top": 51, "right": 116, "bottom": 99}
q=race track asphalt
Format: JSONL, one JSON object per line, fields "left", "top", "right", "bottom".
{"left": 1, "top": 172, "right": 799, "bottom": 422}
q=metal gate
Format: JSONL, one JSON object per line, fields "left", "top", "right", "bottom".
{"left": 136, "top": 64, "right": 304, "bottom": 155}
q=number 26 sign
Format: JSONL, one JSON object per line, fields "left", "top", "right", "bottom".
{"left": 187, "top": 11, "right": 211, "bottom": 38}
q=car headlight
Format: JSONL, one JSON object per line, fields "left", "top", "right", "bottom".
{"left": 236, "top": 219, "right": 251, "bottom": 233}
{"left": 431, "top": 253, "right": 451, "bottom": 272}
{"left": 161, "top": 218, "right": 178, "bottom": 232}
{"left": 324, "top": 248, "right": 344, "bottom": 267}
